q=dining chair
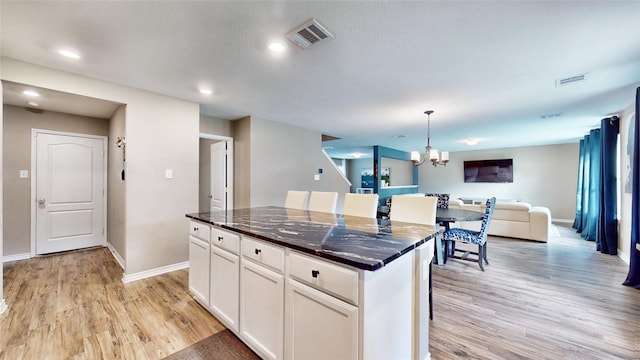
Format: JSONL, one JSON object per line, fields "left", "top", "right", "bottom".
{"left": 343, "top": 193, "right": 379, "bottom": 218}
{"left": 308, "top": 191, "right": 339, "bottom": 214}
{"left": 442, "top": 197, "right": 496, "bottom": 271}
{"left": 426, "top": 193, "right": 450, "bottom": 209}
{"left": 389, "top": 194, "right": 438, "bottom": 321}
{"left": 389, "top": 195, "right": 438, "bottom": 226}
{"left": 284, "top": 190, "right": 309, "bottom": 210}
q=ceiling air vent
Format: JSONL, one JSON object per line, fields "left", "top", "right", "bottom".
{"left": 287, "top": 19, "right": 334, "bottom": 49}
{"left": 556, "top": 73, "right": 587, "bottom": 87}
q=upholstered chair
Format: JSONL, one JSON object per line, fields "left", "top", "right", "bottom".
{"left": 442, "top": 197, "right": 497, "bottom": 271}
{"left": 308, "top": 191, "right": 339, "bottom": 214}
{"left": 343, "top": 193, "right": 379, "bottom": 218}
{"left": 389, "top": 195, "right": 437, "bottom": 226}
{"left": 284, "top": 190, "right": 309, "bottom": 210}
{"left": 426, "top": 193, "right": 450, "bottom": 209}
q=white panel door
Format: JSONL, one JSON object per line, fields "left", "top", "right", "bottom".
{"left": 210, "top": 141, "right": 227, "bottom": 212}
{"left": 35, "top": 133, "right": 105, "bottom": 255}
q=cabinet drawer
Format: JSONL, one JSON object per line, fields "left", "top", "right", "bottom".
{"left": 211, "top": 227, "right": 240, "bottom": 254}
{"left": 189, "top": 220, "right": 210, "bottom": 241}
{"left": 242, "top": 237, "right": 285, "bottom": 273}
{"left": 289, "top": 252, "right": 359, "bottom": 305}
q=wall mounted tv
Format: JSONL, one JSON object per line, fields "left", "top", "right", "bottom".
{"left": 464, "top": 159, "right": 513, "bottom": 183}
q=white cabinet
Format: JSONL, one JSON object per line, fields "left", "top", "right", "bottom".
{"left": 210, "top": 242, "right": 240, "bottom": 332}
{"left": 188, "top": 221, "right": 210, "bottom": 306}
{"left": 286, "top": 279, "right": 358, "bottom": 360}
{"left": 240, "top": 238, "right": 285, "bottom": 360}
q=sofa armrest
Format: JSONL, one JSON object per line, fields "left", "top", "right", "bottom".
{"left": 449, "top": 199, "right": 464, "bottom": 208}
{"left": 529, "top": 206, "right": 551, "bottom": 242}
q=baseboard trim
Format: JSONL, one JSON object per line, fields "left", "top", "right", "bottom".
{"left": 552, "top": 218, "right": 573, "bottom": 225}
{"left": 3, "top": 252, "right": 31, "bottom": 263}
{"left": 106, "top": 243, "right": 125, "bottom": 270}
{"left": 122, "top": 261, "right": 189, "bottom": 283}
{"left": 0, "top": 299, "right": 7, "bottom": 314}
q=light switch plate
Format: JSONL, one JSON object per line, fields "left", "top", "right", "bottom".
{"left": 19, "top": 170, "right": 29, "bottom": 179}
{"left": 314, "top": 174, "right": 320, "bottom": 181}
{"left": 165, "top": 169, "right": 173, "bottom": 179}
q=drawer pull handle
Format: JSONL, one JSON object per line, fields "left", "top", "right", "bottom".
{"left": 311, "top": 270, "right": 320, "bottom": 278}
{"left": 255, "top": 248, "right": 261, "bottom": 255}
{"left": 218, "top": 236, "right": 223, "bottom": 241}
{"left": 193, "top": 227, "right": 198, "bottom": 231}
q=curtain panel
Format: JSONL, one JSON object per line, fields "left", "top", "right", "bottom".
{"left": 597, "top": 117, "right": 619, "bottom": 254}
{"left": 573, "top": 129, "right": 601, "bottom": 241}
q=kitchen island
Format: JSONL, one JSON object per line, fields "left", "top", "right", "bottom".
{"left": 186, "top": 206, "right": 438, "bottom": 360}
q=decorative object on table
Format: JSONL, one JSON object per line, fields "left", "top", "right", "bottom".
{"left": 411, "top": 110, "right": 449, "bottom": 167}
{"left": 442, "top": 197, "right": 496, "bottom": 271}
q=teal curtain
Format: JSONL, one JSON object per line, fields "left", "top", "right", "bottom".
{"left": 597, "top": 117, "right": 619, "bottom": 254}
{"left": 573, "top": 129, "right": 601, "bottom": 240}
{"left": 623, "top": 87, "right": 640, "bottom": 289}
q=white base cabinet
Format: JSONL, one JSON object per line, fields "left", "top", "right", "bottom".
{"left": 210, "top": 246, "right": 239, "bottom": 332}
{"left": 187, "top": 219, "right": 434, "bottom": 360}
{"left": 286, "top": 279, "right": 358, "bottom": 360}
{"left": 240, "top": 257, "right": 284, "bottom": 360}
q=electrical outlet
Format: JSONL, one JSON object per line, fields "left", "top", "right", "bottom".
{"left": 19, "top": 170, "right": 29, "bottom": 179}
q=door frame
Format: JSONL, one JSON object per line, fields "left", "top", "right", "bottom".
{"left": 30, "top": 129, "right": 108, "bottom": 257}
{"left": 200, "top": 133, "right": 234, "bottom": 211}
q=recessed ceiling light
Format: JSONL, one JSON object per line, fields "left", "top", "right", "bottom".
{"left": 352, "top": 152, "right": 362, "bottom": 159}
{"left": 465, "top": 138, "right": 479, "bottom": 146}
{"left": 199, "top": 88, "right": 213, "bottom": 95}
{"left": 268, "top": 41, "right": 287, "bottom": 53}
{"left": 58, "top": 49, "right": 81, "bottom": 59}
{"left": 23, "top": 90, "right": 40, "bottom": 97}
{"left": 27, "top": 101, "right": 40, "bottom": 107}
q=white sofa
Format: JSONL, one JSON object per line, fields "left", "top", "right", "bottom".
{"left": 448, "top": 199, "right": 551, "bottom": 242}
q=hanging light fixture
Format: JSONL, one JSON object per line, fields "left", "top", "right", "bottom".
{"left": 411, "top": 110, "right": 449, "bottom": 167}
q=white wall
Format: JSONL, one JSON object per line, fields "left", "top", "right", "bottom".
{"left": 247, "top": 116, "right": 350, "bottom": 212}
{"left": 418, "top": 143, "right": 579, "bottom": 222}
{"left": 1, "top": 58, "right": 200, "bottom": 276}
{"left": 108, "top": 105, "right": 126, "bottom": 264}
{"left": 618, "top": 102, "right": 635, "bottom": 264}
{"left": 0, "top": 81, "right": 4, "bottom": 312}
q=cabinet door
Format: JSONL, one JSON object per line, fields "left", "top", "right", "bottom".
{"left": 286, "top": 279, "right": 358, "bottom": 360}
{"left": 210, "top": 246, "right": 239, "bottom": 333}
{"left": 240, "top": 259, "right": 284, "bottom": 360}
{"left": 189, "top": 236, "right": 210, "bottom": 306}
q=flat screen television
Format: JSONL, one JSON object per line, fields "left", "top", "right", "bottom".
{"left": 464, "top": 159, "right": 513, "bottom": 183}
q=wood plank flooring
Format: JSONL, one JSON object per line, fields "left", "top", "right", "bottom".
{"left": 0, "top": 247, "right": 224, "bottom": 360}
{"left": 1, "top": 225, "right": 638, "bottom": 359}
{"left": 430, "top": 225, "right": 640, "bottom": 360}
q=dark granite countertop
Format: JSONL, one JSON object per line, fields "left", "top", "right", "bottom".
{"left": 186, "top": 206, "right": 438, "bottom": 271}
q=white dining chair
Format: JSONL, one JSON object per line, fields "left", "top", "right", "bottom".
{"left": 308, "top": 191, "right": 339, "bottom": 214}
{"left": 389, "top": 195, "right": 438, "bottom": 225}
{"left": 343, "top": 193, "right": 379, "bottom": 218}
{"left": 284, "top": 190, "right": 309, "bottom": 210}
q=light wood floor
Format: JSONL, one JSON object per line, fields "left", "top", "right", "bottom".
{"left": 1, "top": 225, "right": 638, "bottom": 359}
{"left": 0, "top": 248, "right": 224, "bottom": 360}
{"left": 430, "top": 225, "right": 640, "bottom": 360}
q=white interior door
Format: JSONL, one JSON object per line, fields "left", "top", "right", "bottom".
{"left": 210, "top": 141, "right": 227, "bottom": 212}
{"left": 35, "top": 132, "right": 106, "bottom": 255}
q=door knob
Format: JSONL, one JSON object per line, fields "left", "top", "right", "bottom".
{"left": 38, "top": 198, "right": 46, "bottom": 205}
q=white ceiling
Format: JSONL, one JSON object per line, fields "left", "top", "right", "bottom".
{"left": 2, "top": 1, "right": 640, "bottom": 159}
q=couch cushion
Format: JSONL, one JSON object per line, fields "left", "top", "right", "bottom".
{"left": 492, "top": 202, "right": 531, "bottom": 222}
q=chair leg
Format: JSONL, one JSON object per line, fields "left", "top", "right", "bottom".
{"left": 477, "top": 244, "right": 485, "bottom": 271}
{"left": 429, "top": 261, "right": 433, "bottom": 320}
{"left": 443, "top": 240, "right": 449, "bottom": 264}
{"left": 483, "top": 243, "right": 489, "bottom": 265}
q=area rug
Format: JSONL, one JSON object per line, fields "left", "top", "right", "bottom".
{"left": 163, "top": 329, "right": 260, "bottom": 360}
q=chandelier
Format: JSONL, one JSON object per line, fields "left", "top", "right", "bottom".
{"left": 411, "top": 110, "right": 449, "bottom": 167}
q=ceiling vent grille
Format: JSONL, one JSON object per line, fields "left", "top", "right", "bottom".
{"left": 287, "top": 19, "right": 334, "bottom": 49}
{"left": 556, "top": 73, "right": 587, "bottom": 87}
